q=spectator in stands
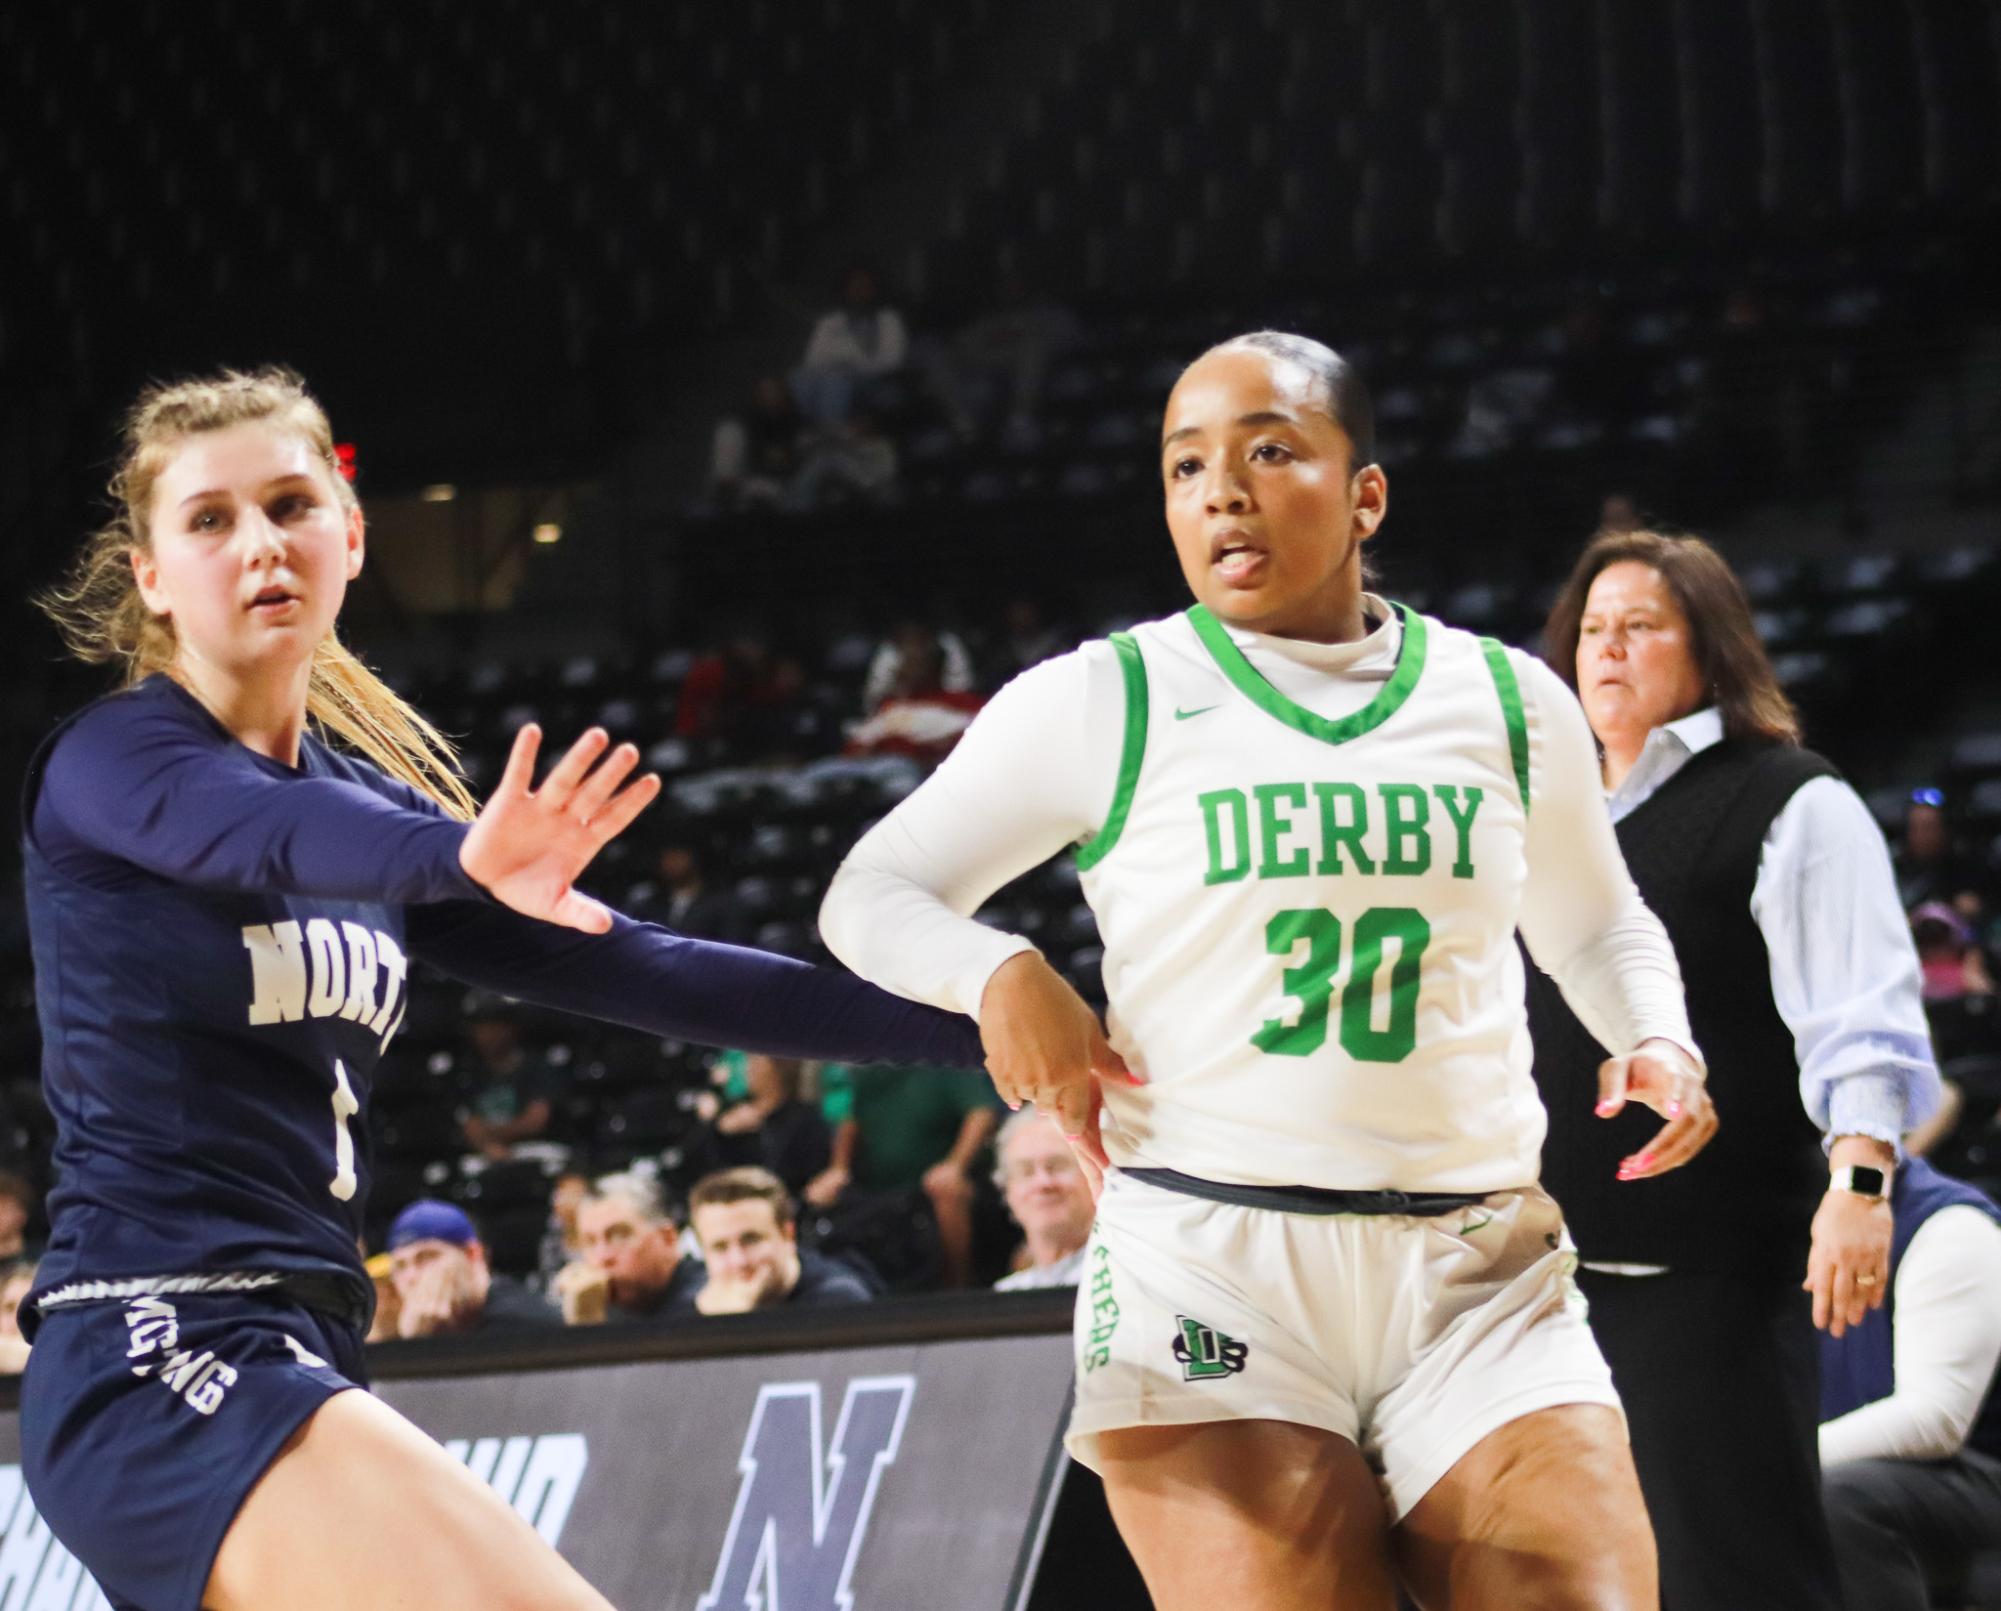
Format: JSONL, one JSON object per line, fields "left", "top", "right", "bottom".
{"left": 1821, "top": 1156, "right": 2001, "bottom": 1610}
{"left": 0, "top": 1258, "right": 36, "bottom": 1372}
{"left": 707, "top": 376, "right": 807, "bottom": 512}
{"left": 1597, "top": 491, "right": 1644, "bottom": 535}
{"left": 384, "top": 1200, "right": 560, "bottom": 1338}
{"left": 456, "top": 996, "right": 558, "bottom": 1161}
{"left": 674, "top": 628, "right": 804, "bottom": 762}
{"left": 861, "top": 619, "right": 977, "bottom": 713}
{"left": 535, "top": 1169, "right": 590, "bottom": 1293}
{"left": 805, "top": 1062, "right": 1002, "bottom": 1288}
{"left": 790, "top": 265, "right": 908, "bottom": 429}
{"left": 553, "top": 1171, "right": 703, "bottom": 1324}
{"left": 687, "top": 1167, "right": 871, "bottom": 1314}
{"left": 846, "top": 627, "right": 984, "bottom": 765}
{"left": 0, "top": 1171, "right": 39, "bottom": 1262}
{"left": 637, "top": 839, "right": 743, "bottom": 942}
{"left": 1897, "top": 787, "right": 1997, "bottom": 917}
{"left": 364, "top": 1250, "right": 398, "bottom": 1343}
{"left": 993, "top": 596, "right": 1067, "bottom": 680}
{"left": 689, "top": 1053, "right": 833, "bottom": 1200}
{"left": 1915, "top": 901, "right": 1996, "bottom": 1002}
{"left": 1532, "top": 528, "right": 1941, "bottom": 1611}
{"left": 918, "top": 266, "right": 1079, "bottom": 446}
{"left": 992, "top": 1109, "right": 1093, "bottom": 1290}
{"left": 792, "top": 405, "right": 900, "bottom": 510}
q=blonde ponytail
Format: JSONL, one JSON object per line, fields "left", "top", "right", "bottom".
{"left": 36, "top": 366, "right": 478, "bottom": 821}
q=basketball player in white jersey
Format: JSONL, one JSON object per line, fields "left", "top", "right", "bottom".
{"left": 819, "top": 332, "right": 1716, "bottom": 1609}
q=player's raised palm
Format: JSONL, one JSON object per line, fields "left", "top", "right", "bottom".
{"left": 459, "top": 725, "right": 660, "bottom": 933}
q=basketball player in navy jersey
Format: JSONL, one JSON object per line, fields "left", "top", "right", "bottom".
{"left": 19, "top": 367, "right": 986, "bottom": 1611}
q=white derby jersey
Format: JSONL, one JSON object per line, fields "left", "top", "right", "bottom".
{"left": 1076, "top": 602, "right": 1546, "bottom": 1193}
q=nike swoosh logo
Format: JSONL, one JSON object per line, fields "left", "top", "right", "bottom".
{"left": 1174, "top": 704, "right": 1221, "bottom": 721}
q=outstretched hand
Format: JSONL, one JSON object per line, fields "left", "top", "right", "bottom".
{"left": 978, "top": 951, "right": 1140, "bottom": 1172}
{"left": 458, "top": 725, "right": 660, "bottom": 933}
{"left": 1596, "top": 1037, "right": 1717, "bottom": 1181}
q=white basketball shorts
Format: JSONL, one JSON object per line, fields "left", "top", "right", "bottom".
{"left": 1068, "top": 1169, "right": 1623, "bottom": 1519}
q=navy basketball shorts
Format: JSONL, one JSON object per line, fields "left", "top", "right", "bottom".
{"left": 22, "top": 1289, "right": 365, "bottom": 1611}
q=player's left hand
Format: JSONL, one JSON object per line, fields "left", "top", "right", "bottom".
{"left": 1805, "top": 1181, "right": 1894, "bottom": 1338}
{"left": 1595, "top": 1037, "right": 1716, "bottom": 1181}
{"left": 460, "top": 724, "right": 661, "bottom": 933}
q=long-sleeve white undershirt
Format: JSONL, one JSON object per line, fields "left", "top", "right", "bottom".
{"left": 1820, "top": 1206, "right": 2001, "bottom": 1466}
{"left": 820, "top": 603, "right": 1697, "bottom": 1067}
{"left": 1607, "top": 709, "right": 1939, "bottom": 1147}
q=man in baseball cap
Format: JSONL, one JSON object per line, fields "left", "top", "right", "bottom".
{"left": 385, "top": 1199, "right": 559, "bottom": 1338}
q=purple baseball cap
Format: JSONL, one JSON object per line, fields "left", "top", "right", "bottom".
{"left": 387, "top": 1199, "right": 479, "bottom": 1252}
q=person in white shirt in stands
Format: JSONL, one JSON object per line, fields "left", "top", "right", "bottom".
{"left": 1821, "top": 1157, "right": 2001, "bottom": 1611}
{"left": 1530, "top": 528, "right": 1942, "bottom": 1611}
{"left": 790, "top": 264, "right": 909, "bottom": 429}
{"left": 993, "top": 1108, "right": 1095, "bottom": 1291}
{"left": 821, "top": 329, "right": 1715, "bottom": 1610}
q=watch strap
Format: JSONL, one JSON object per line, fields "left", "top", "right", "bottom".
{"left": 1831, "top": 1164, "right": 1889, "bottom": 1199}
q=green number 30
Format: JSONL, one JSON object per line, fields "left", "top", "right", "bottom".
{"left": 1252, "top": 906, "right": 1431, "bottom": 1063}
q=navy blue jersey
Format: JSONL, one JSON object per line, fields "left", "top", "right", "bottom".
{"left": 20, "top": 676, "right": 984, "bottom": 1334}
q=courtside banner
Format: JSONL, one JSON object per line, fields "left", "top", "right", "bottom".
{"left": 0, "top": 1291, "right": 1077, "bottom": 1611}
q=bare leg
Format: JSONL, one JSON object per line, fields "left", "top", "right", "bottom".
{"left": 1396, "top": 1404, "right": 1655, "bottom": 1611}
{"left": 205, "top": 1389, "right": 614, "bottom": 1611}
{"left": 1095, "top": 1420, "right": 1397, "bottom": 1611}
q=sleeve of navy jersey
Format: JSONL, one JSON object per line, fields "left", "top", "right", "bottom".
{"left": 407, "top": 901, "right": 985, "bottom": 1069}
{"left": 31, "top": 678, "right": 480, "bottom": 904}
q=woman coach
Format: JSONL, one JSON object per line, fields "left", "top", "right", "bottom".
{"left": 1528, "top": 529, "right": 1940, "bottom": 1611}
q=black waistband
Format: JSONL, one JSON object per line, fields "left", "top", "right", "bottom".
{"left": 1122, "top": 1167, "right": 1494, "bottom": 1218}
{"left": 276, "top": 1270, "right": 373, "bottom": 1333}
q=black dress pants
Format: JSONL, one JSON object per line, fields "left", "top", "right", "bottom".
{"left": 1578, "top": 1266, "right": 1842, "bottom": 1611}
{"left": 1822, "top": 1449, "right": 2001, "bottom": 1611}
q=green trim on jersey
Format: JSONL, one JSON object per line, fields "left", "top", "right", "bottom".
{"left": 1185, "top": 601, "right": 1428, "bottom": 747}
{"left": 1075, "top": 631, "right": 1148, "bottom": 871}
{"left": 1478, "top": 638, "right": 1531, "bottom": 815}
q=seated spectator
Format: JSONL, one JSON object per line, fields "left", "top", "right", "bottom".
{"left": 675, "top": 629, "right": 804, "bottom": 761}
{"left": 992, "top": 1110, "right": 1094, "bottom": 1290}
{"left": 918, "top": 266, "right": 1079, "bottom": 445}
{"left": 635, "top": 839, "right": 744, "bottom": 942}
{"left": 793, "top": 407, "right": 900, "bottom": 510}
{"left": 993, "top": 596, "right": 1068, "bottom": 680}
{"left": 0, "top": 1258, "right": 36, "bottom": 1373}
{"left": 1897, "top": 788, "right": 1997, "bottom": 916}
{"left": 0, "top": 1171, "right": 39, "bottom": 1262}
{"left": 456, "top": 996, "right": 559, "bottom": 1160}
{"left": 688, "top": 1167, "right": 871, "bottom": 1314}
{"left": 708, "top": 376, "right": 806, "bottom": 511}
{"left": 692, "top": 1053, "right": 833, "bottom": 1200}
{"left": 791, "top": 264, "right": 908, "bottom": 428}
{"left": 861, "top": 620, "right": 976, "bottom": 713}
{"left": 805, "top": 1062, "right": 1002, "bottom": 1288}
{"left": 364, "top": 1250, "right": 399, "bottom": 1343}
{"left": 1915, "top": 902, "right": 1996, "bottom": 1002}
{"left": 846, "top": 628, "right": 984, "bottom": 765}
{"left": 384, "top": 1200, "right": 560, "bottom": 1339}
{"left": 1821, "top": 1157, "right": 2001, "bottom": 1609}
{"left": 535, "top": 1169, "right": 590, "bottom": 1293}
{"left": 553, "top": 1171, "right": 704, "bottom": 1324}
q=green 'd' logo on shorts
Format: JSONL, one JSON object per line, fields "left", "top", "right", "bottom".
{"left": 1173, "top": 1316, "right": 1248, "bottom": 1381}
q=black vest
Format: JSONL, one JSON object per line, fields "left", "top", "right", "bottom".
{"left": 1527, "top": 738, "right": 1839, "bottom": 1273}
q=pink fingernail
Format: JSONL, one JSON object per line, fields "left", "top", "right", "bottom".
{"left": 1667, "top": 1101, "right": 1682, "bottom": 1118}
{"left": 1595, "top": 1099, "right": 1618, "bottom": 1117}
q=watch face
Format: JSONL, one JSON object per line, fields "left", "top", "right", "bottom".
{"left": 1846, "top": 1165, "right": 1887, "bottom": 1197}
